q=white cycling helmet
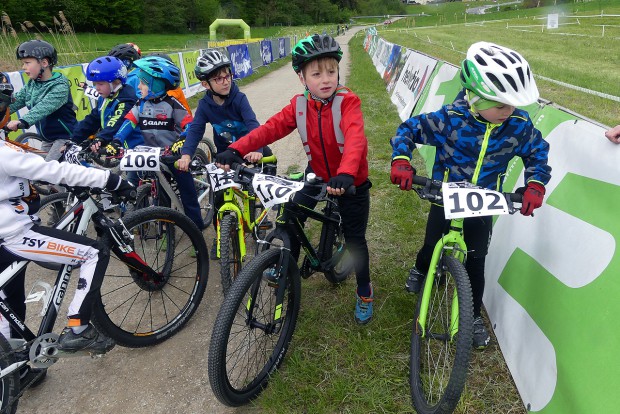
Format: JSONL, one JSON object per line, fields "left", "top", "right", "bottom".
{"left": 460, "top": 42, "right": 539, "bottom": 107}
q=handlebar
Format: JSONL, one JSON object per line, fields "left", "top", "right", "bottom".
{"left": 232, "top": 162, "right": 356, "bottom": 196}
{"left": 411, "top": 175, "right": 522, "bottom": 204}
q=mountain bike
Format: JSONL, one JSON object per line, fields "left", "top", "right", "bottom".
{"left": 0, "top": 185, "right": 209, "bottom": 413}
{"left": 208, "top": 165, "right": 354, "bottom": 407}
{"left": 206, "top": 155, "right": 278, "bottom": 294}
{"left": 126, "top": 146, "right": 215, "bottom": 226}
{"left": 408, "top": 176, "right": 522, "bottom": 414}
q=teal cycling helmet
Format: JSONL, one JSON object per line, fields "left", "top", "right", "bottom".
{"left": 133, "top": 56, "right": 181, "bottom": 90}
{"left": 460, "top": 42, "right": 539, "bottom": 107}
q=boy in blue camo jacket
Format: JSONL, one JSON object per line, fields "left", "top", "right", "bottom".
{"left": 390, "top": 42, "right": 551, "bottom": 349}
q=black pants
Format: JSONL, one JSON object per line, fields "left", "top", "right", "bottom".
{"left": 415, "top": 203, "right": 492, "bottom": 318}
{"left": 277, "top": 178, "right": 372, "bottom": 289}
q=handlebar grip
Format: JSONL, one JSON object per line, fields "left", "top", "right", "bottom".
{"left": 345, "top": 185, "right": 356, "bottom": 195}
{"left": 412, "top": 175, "right": 429, "bottom": 186}
{"left": 509, "top": 193, "right": 523, "bottom": 203}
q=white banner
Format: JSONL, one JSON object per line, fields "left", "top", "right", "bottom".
{"left": 390, "top": 50, "right": 437, "bottom": 121}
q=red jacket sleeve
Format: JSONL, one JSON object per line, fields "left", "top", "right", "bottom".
{"left": 229, "top": 99, "right": 298, "bottom": 156}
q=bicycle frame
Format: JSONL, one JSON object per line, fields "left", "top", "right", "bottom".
{"left": 213, "top": 155, "right": 277, "bottom": 260}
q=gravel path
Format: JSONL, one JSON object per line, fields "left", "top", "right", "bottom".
{"left": 17, "top": 29, "right": 361, "bottom": 414}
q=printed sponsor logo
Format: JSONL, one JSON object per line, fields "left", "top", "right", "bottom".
{"left": 55, "top": 265, "right": 73, "bottom": 306}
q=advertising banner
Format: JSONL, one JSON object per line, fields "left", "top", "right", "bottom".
{"left": 278, "top": 38, "right": 286, "bottom": 58}
{"left": 180, "top": 49, "right": 204, "bottom": 97}
{"left": 227, "top": 44, "right": 253, "bottom": 79}
{"left": 389, "top": 50, "right": 437, "bottom": 121}
{"left": 261, "top": 40, "right": 273, "bottom": 66}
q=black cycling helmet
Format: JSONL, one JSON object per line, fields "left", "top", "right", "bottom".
{"left": 108, "top": 43, "right": 141, "bottom": 68}
{"left": 292, "top": 34, "right": 342, "bottom": 73}
{"left": 195, "top": 50, "right": 231, "bottom": 81}
{"left": 16, "top": 40, "right": 58, "bottom": 66}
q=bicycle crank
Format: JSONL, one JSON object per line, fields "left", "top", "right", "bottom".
{"left": 29, "top": 333, "right": 60, "bottom": 368}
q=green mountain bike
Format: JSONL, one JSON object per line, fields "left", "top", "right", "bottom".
{"left": 409, "top": 176, "right": 522, "bottom": 414}
{"left": 206, "top": 155, "right": 278, "bottom": 294}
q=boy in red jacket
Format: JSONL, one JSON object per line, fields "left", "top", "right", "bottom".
{"left": 216, "top": 34, "right": 373, "bottom": 324}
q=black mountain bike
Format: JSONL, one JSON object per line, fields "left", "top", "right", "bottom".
{"left": 208, "top": 165, "right": 354, "bottom": 407}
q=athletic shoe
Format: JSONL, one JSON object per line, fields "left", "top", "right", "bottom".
{"left": 405, "top": 266, "right": 424, "bottom": 294}
{"left": 57, "top": 325, "right": 115, "bottom": 354}
{"left": 473, "top": 317, "right": 491, "bottom": 350}
{"left": 354, "top": 285, "right": 374, "bottom": 325}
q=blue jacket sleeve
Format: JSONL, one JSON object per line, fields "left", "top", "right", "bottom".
{"left": 390, "top": 108, "right": 450, "bottom": 161}
{"left": 71, "top": 105, "right": 101, "bottom": 143}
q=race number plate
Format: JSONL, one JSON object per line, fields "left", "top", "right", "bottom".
{"left": 252, "top": 174, "right": 304, "bottom": 210}
{"left": 206, "top": 163, "right": 242, "bottom": 192}
{"left": 441, "top": 182, "right": 509, "bottom": 219}
{"left": 120, "top": 147, "right": 161, "bottom": 171}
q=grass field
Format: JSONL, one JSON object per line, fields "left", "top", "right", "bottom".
{"left": 382, "top": 0, "right": 620, "bottom": 127}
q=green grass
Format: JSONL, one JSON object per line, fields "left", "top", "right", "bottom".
{"left": 251, "top": 37, "right": 525, "bottom": 414}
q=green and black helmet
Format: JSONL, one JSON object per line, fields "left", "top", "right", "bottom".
{"left": 292, "top": 34, "right": 343, "bottom": 73}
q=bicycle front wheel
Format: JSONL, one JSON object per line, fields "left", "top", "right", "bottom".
{"left": 219, "top": 214, "right": 242, "bottom": 295}
{"left": 321, "top": 222, "right": 354, "bottom": 284}
{"left": 92, "top": 207, "right": 209, "bottom": 347}
{"left": 208, "top": 248, "right": 301, "bottom": 407}
{"left": 410, "top": 255, "right": 474, "bottom": 414}
{"left": 0, "top": 334, "right": 19, "bottom": 414}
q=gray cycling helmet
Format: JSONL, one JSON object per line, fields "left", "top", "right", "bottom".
{"left": 195, "top": 50, "right": 231, "bottom": 81}
{"left": 16, "top": 40, "right": 58, "bottom": 66}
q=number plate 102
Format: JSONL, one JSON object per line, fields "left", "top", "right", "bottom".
{"left": 441, "top": 182, "right": 509, "bottom": 219}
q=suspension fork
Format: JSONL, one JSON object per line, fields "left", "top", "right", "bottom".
{"left": 417, "top": 219, "right": 467, "bottom": 339}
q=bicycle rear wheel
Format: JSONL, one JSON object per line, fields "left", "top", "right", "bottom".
{"left": 208, "top": 248, "right": 301, "bottom": 407}
{"left": 0, "top": 335, "right": 19, "bottom": 414}
{"left": 219, "top": 214, "right": 242, "bottom": 295}
{"left": 410, "top": 255, "right": 474, "bottom": 414}
{"left": 92, "top": 207, "right": 209, "bottom": 347}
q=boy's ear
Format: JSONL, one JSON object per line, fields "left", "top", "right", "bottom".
{"left": 201, "top": 80, "right": 211, "bottom": 91}
{"left": 298, "top": 72, "right": 306, "bottom": 87}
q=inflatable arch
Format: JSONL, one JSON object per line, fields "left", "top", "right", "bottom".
{"left": 209, "top": 19, "right": 251, "bottom": 41}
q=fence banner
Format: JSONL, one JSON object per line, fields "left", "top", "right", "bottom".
{"left": 389, "top": 49, "right": 437, "bottom": 121}
{"left": 278, "top": 38, "right": 286, "bottom": 58}
{"left": 261, "top": 40, "right": 273, "bottom": 66}
{"left": 364, "top": 31, "right": 620, "bottom": 414}
{"left": 227, "top": 43, "right": 253, "bottom": 79}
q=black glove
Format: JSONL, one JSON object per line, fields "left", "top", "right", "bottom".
{"left": 105, "top": 172, "right": 136, "bottom": 200}
{"left": 215, "top": 148, "right": 244, "bottom": 167}
{"left": 171, "top": 137, "right": 185, "bottom": 155}
{"left": 327, "top": 174, "right": 354, "bottom": 191}
{"left": 105, "top": 140, "right": 122, "bottom": 156}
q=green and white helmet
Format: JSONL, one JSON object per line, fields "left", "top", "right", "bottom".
{"left": 292, "top": 34, "right": 342, "bottom": 73}
{"left": 460, "top": 42, "right": 539, "bottom": 107}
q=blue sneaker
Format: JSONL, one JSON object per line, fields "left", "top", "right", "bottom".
{"left": 354, "top": 284, "right": 374, "bottom": 325}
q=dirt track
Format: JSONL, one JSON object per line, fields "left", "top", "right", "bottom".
{"left": 17, "top": 29, "right": 361, "bottom": 414}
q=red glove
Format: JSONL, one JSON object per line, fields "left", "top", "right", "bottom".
{"left": 390, "top": 159, "right": 415, "bottom": 191}
{"left": 520, "top": 182, "right": 545, "bottom": 216}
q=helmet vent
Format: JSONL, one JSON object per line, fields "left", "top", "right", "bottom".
{"left": 475, "top": 55, "right": 488, "bottom": 66}
{"left": 516, "top": 67, "right": 525, "bottom": 87}
{"left": 486, "top": 73, "right": 506, "bottom": 93}
{"left": 492, "top": 58, "right": 507, "bottom": 69}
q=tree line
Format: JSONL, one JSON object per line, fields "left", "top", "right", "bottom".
{"left": 1, "top": 0, "right": 406, "bottom": 34}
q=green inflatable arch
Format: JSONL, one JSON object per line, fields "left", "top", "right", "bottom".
{"left": 209, "top": 19, "right": 251, "bottom": 41}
